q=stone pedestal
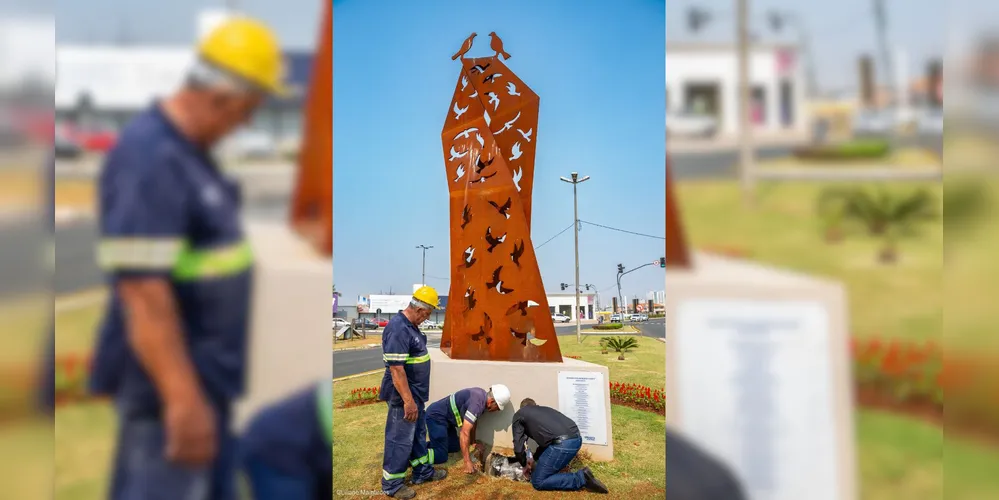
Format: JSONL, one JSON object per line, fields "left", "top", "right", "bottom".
{"left": 428, "top": 348, "right": 614, "bottom": 462}
{"left": 666, "top": 252, "right": 856, "bottom": 500}
{"left": 233, "top": 221, "right": 332, "bottom": 431}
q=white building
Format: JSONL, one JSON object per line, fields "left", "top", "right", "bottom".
{"left": 354, "top": 291, "right": 597, "bottom": 321}
{"left": 547, "top": 293, "right": 597, "bottom": 320}
{"left": 666, "top": 42, "right": 810, "bottom": 137}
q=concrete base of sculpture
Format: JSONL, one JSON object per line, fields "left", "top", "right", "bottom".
{"left": 665, "top": 252, "right": 856, "bottom": 500}
{"left": 428, "top": 348, "right": 615, "bottom": 462}
{"left": 233, "top": 221, "right": 332, "bottom": 431}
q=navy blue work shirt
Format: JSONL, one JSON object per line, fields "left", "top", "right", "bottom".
{"left": 426, "top": 387, "right": 487, "bottom": 429}
{"left": 378, "top": 312, "right": 431, "bottom": 405}
{"left": 88, "top": 104, "right": 254, "bottom": 417}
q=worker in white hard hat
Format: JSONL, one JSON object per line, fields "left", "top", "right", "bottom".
{"left": 87, "top": 15, "right": 285, "bottom": 500}
{"left": 424, "top": 384, "right": 511, "bottom": 475}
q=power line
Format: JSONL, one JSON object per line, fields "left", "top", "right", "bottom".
{"left": 578, "top": 221, "right": 665, "bottom": 240}
{"left": 535, "top": 222, "right": 576, "bottom": 249}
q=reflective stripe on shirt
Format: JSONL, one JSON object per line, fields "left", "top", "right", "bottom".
{"left": 97, "top": 239, "right": 253, "bottom": 280}
{"left": 450, "top": 393, "right": 463, "bottom": 428}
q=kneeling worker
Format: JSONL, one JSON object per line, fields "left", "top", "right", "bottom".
{"left": 425, "top": 384, "right": 511, "bottom": 474}
{"left": 512, "top": 398, "right": 609, "bottom": 493}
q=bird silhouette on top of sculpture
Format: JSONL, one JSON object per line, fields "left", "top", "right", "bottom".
{"left": 489, "top": 32, "right": 511, "bottom": 60}
{"left": 452, "top": 33, "right": 476, "bottom": 60}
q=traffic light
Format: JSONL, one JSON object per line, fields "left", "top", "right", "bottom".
{"left": 659, "top": 257, "right": 666, "bottom": 268}
{"left": 617, "top": 263, "right": 625, "bottom": 274}
{"left": 560, "top": 283, "right": 567, "bottom": 291}
{"left": 585, "top": 284, "right": 592, "bottom": 291}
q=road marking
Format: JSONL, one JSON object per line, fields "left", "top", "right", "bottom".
{"left": 55, "top": 288, "right": 107, "bottom": 313}
{"left": 332, "top": 369, "right": 382, "bottom": 382}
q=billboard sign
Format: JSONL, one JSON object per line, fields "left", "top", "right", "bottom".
{"left": 356, "top": 296, "right": 370, "bottom": 313}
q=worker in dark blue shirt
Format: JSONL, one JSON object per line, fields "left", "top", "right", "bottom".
{"left": 239, "top": 379, "right": 332, "bottom": 500}
{"left": 424, "top": 385, "right": 509, "bottom": 474}
{"left": 87, "top": 16, "right": 287, "bottom": 500}
{"left": 379, "top": 286, "right": 443, "bottom": 499}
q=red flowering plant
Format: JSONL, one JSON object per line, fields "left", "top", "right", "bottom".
{"left": 343, "top": 387, "right": 381, "bottom": 408}
{"left": 53, "top": 354, "right": 92, "bottom": 403}
{"left": 609, "top": 382, "right": 665, "bottom": 414}
{"left": 851, "top": 337, "right": 943, "bottom": 407}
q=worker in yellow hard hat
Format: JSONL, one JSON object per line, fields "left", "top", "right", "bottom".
{"left": 87, "top": 15, "right": 285, "bottom": 500}
{"left": 378, "top": 286, "right": 447, "bottom": 499}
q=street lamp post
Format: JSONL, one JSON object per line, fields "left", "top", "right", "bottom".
{"left": 416, "top": 245, "right": 433, "bottom": 286}
{"left": 561, "top": 172, "right": 590, "bottom": 344}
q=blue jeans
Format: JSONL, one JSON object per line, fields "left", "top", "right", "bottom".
{"left": 109, "top": 402, "right": 236, "bottom": 500}
{"left": 242, "top": 457, "right": 315, "bottom": 499}
{"left": 531, "top": 437, "right": 586, "bottom": 491}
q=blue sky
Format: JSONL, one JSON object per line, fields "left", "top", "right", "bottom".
{"left": 332, "top": 0, "right": 666, "bottom": 302}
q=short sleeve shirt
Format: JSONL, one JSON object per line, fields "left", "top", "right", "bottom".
{"left": 426, "top": 387, "right": 488, "bottom": 428}
{"left": 378, "top": 312, "right": 431, "bottom": 405}
{"left": 88, "top": 104, "right": 254, "bottom": 416}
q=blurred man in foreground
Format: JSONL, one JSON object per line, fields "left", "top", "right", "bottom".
{"left": 512, "top": 398, "right": 608, "bottom": 494}
{"left": 87, "top": 16, "right": 285, "bottom": 500}
{"left": 424, "top": 384, "right": 510, "bottom": 473}
{"left": 379, "top": 286, "right": 443, "bottom": 499}
{"left": 666, "top": 429, "right": 747, "bottom": 499}
{"left": 239, "top": 379, "right": 332, "bottom": 499}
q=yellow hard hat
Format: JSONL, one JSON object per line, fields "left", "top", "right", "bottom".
{"left": 197, "top": 16, "right": 287, "bottom": 95}
{"left": 412, "top": 286, "right": 440, "bottom": 310}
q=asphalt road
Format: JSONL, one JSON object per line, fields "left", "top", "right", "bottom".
{"left": 47, "top": 200, "right": 289, "bottom": 296}
{"left": 671, "top": 133, "right": 942, "bottom": 180}
{"left": 332, "top": 318, "right": 665, "bottom": 380}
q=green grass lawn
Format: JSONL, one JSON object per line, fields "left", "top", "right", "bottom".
{"left": 676, "top": 180, "right": 944, "bottom": 344}
{"left": 332, "top": 335, "right": 668, "bottom": 499}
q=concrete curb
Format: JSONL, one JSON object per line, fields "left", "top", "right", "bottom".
{"left": 55, "top": 287, "right": 107, "bottom": 313}
{"left": 333, "top": 369, "right": 382, "bottom": 382}
{"left": 332, "top": 344, "right": 381, "bottom": 352}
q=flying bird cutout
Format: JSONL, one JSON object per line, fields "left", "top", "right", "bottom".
{"left": 439, "top": 34, "right": 555, "bottom": 361}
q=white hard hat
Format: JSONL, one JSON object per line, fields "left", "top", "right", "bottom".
{"left": 490, "top": 384, "right": 511, "bottom": 411}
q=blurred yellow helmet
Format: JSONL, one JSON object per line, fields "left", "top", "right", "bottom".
{"left": 412, "top": 286, "right": 440, "bottom": 310}
{"left": 197, "top": 16, "right": 287, "bottom": 95}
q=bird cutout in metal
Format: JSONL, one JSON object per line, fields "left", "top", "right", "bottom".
{"left": 666, "top": 157, "right": 692, "bottom": 268}
{"left": 484, "top": 227, "right": 507, "bottom": 252}
{"left": 461, "top": 205, "right": 472, "bottom": 229}
{"left": 452, "top": 33, "right": 477, "bottom": 60}
{"left": 441, "top": 33, "right": 557, "bottom": 362}
{"left": 289, "top": 2, "right": 332, "bottom": 255}
{"left": 510, "top": 240, "right": 525, "bottom": 268}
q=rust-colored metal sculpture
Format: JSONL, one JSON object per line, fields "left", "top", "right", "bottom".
{"left": 290, "top": 0, "right": 332, "bottom": 256}
{"left": 665, "top": 157, "right": 692, "bottom": 268}
{"left": 440, "top": 33, "right": 562, "bottom": 362}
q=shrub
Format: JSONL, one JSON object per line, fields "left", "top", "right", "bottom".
{"left": 816, "top": 187, "right": 938, "bottom": 262}
{"left": 342, "top": 387, "right": 381, "bottom": 408}
{"left": 600, "top": 337, "right": 638, "bottom": 353}
{"left": 593, "top": 323, "right": 623, "bottom": 331}
{"left": 793, "top": 139, "right": 891, "bottom": 161}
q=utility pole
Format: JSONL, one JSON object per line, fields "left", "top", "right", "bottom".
{"left": 561, "top": 172, "right": 590, "bottom": 344}
{"left": 415, "top": 245, "right": 433, "bottom": 286}
{"left": 737, "top": 0, "right": 756, "bottom": 206}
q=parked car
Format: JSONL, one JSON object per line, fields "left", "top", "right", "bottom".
{"left": 852, "top": 109, "right": 894, "bottom": 135}
{"left": 332, "top": 318, "right": 349, "bottom": 329}
{"left": 551, "top": 313, "right": 571, "bottom": 323}
{"left": 375, "top": 317, "right": 390, "bottom": 328}
{"left": 61, "top": 123, "right": 117, "bottom": 152}
{"left": 54, "top": 128, "right": 83, "bottom": 159}
{"left": 629, "top": 314, "right": 642, "bottom": 322}
{"left": 420, "top": 320, "right": 440, "bottom": 330}
{"left": 352, "top": 318, "right": 379, "bottom": 330}
{"left": 220, "top": 128, "right": 277, "bottom": 159}
{"left": 610, "top": 314, "right": 622, "bottom": 322}
{"left": 917, "top": 107, "right": 944, "bottom": 134}
{"left": 640, "top": 313, "right": 649, "bottom": 321}
{"left": 666, "top": 111, "right": 718, "bottom": 138}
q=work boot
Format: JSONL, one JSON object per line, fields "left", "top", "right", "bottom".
{"left": 581, "top": 467, "right": 609, "bottom": 494}
{"left": 411, "top": 468, "right": 448, "bottom": 485}
{"left": 388, "top": 485, "right": 416, "bottom": 499}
